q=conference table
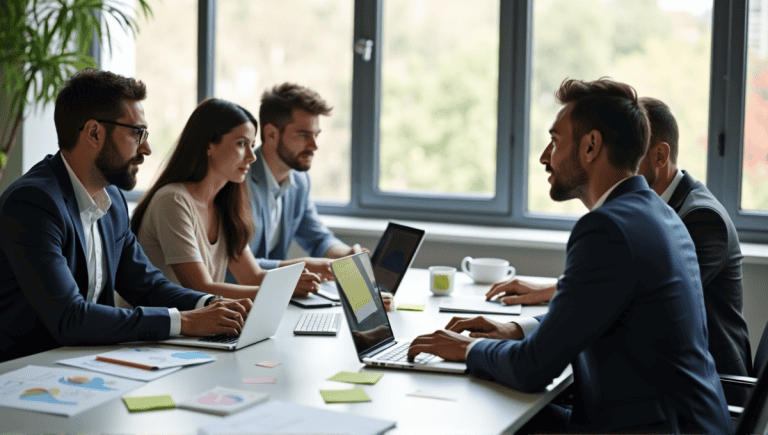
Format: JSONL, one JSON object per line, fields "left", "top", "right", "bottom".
{"left": 0, "top": 269, "right": 570, "bottom": 434}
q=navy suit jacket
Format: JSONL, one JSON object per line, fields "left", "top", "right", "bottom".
{"left": 467, "top": 176, "right": 731, "bottom": 433}
{"left": 245, "top": 147, "right": 342, "bottom": 269}
{"left": 0, "top": 153, "right": 207, "bottom": 362}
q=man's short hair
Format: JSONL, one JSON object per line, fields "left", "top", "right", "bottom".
{"left": 555, "top": 78, "right": 650, "bottom": 172}
{"left": 639, "top": 96, "right": 679, "bottom": 165}
{"left": 54, "top": 68, "right": 147, "bottom": 151}
{"left": 259, "top": 83, "right": 332, "bottom": 142}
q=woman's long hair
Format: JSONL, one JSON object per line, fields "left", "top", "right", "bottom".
{"left": 131, "top": 98, "right": 257, "bottom": 259}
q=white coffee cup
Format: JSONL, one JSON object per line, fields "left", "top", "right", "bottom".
{"left": 429, "top": 266, "right": 456, "bottom": 295}
{"left": 461, "top": 257, "right": 516, "bottom": 284}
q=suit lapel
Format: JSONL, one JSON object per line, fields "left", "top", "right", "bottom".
{"left": 252, "top": 149, "right": 271, "bottom": 256}
{"left": 98, "top": 210, "right": 115, "bottom": 302}
{"left": 667, "top": 170, "right": 696, "bottom": 213}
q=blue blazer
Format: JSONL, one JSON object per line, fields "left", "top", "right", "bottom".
{"left": 467, "top": 176, "right": 731, "bottom": 433}
{"left": 245, "top": 147, "right": 342, "bottom": 269}
{"left": 0, "top": 153, "right": 206, "bottom": 362}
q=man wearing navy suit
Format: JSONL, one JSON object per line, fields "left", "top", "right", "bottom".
{"left": 407, "top": 78, "right": 731, "bottom": 433}
{"left": 0, "top": 69, "right": 251, "bottom": 363}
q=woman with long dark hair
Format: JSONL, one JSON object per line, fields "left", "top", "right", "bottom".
{"left": 131, "top": 98, "right": 320, "bottom": 300}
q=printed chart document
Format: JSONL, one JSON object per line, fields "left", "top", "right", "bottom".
{"left": 95, "top": 347, "right": 216, "bottom": 370}
{"left": 439, "top": 296, "right": 522, "bottom": 315}
{"left": 178, "top": 386, "right": 268, "bottom": 416}
{"left": 57, "top": 355, "right": 183, "bottom": 381}
{"left": 197, "top": 400, "right": 395, "bottom": 435}
{"left": 0, "top": 365, "right": 142, "bottom": 417}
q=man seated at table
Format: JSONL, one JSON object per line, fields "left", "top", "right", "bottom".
{"left": 487, "top": 97, "right": 752, "bottom": 399}
{"left": 226, "top": 83, "right": 364, "bottom": 285}
{"left": 407, "top": 78, "right": 731, "bottom": 433}
{"left": 0, "top": 69, "right": 251, "bottom": 363}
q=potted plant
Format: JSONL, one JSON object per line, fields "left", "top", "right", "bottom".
{"left": 0, "top": 0, "right": 152, "bottom": 181}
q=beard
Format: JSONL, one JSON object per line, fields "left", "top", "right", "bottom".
{"left": 548, "top": 146, "right": 589, "bottom": 202}
{"left": 95, "top": 136, "right": 142, "bottom": 190}
{"left": 276, "top": 136, "right": 312, "bottom": 172}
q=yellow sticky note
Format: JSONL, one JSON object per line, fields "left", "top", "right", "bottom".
{"left": 320, "top": 388, "right": 371, "bottom": 403}
{"left": 397, "top": 303, "right": 425, "bottom": 311}
{"left": 328, "top": 371, "right": 383, "bottom": 385}
{"left": 123, "top": 394, "right": 175, "bottom": 412}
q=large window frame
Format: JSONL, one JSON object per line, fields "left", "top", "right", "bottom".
{"left": 129, "top": 0, "right": 767, "bottom": 243}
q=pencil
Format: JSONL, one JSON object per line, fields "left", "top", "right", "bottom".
{"left": 96, "top": 356, "right": 157, "bottom": 371}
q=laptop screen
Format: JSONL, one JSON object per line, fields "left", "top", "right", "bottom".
{"left": 332, "top": 253, "right": 395, "bottom": 356}
{"left": 369, "top": 223, "right": 425, "bottom": 295}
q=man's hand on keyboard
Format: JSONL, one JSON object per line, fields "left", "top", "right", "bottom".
{"left": 179, "top": 298, "right": 252, "bottom": 337}
{"left": 445, "top": 316, "right": 523, "bottom": 340}
{"left": 407, "top": 329, "right": 474, "bottom": 363}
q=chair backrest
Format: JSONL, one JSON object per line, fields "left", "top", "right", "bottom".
{"left": 753, "top": 320, "right": 768, "bottom": 378}
{"left": 736, "top": 361, "right": 768, "bottom": 434}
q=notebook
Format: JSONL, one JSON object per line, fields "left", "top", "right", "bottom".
{"left": 331, "top": 253, "right": 466, "bottom": 374}
{"left": 439, "top": 296, "right": 522, "bottom": 315}
{"left": 290, "top": 222, "right": 425, "bottom": 308}
{"left": 161, "top": 262, "right": 304, "bottom": 350}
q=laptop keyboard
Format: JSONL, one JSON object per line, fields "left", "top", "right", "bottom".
{"left": 200, "top": 334, "right": 238, "bottom": 344}
{"left": 294, "top": 313, "right": 341, "bottom": 335}
{"left": 377, "top": 342, "right": 436, "bottom": 364}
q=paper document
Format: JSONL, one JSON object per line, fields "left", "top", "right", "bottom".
{"left": 197, "top": 400, "right": 395, "bottom": 435}
{"left": 95, "top": 347, "right": 216, "bottom": 370}
{"left": 57, "top": 355, "right": 182, "bottom": 381}
{"left": 178, "top": 386, "right": 267, "bottom": 416}
{"left": 438, "top": 296, "right": 522, "bottom": 315}
{"left": 0, "top": 365, "right": 142, "bottom": 417}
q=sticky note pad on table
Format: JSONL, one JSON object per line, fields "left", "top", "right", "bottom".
{"left": 328, "top": 371, "right": 383, "bottom": 385}
{"left": 123, "top": 394, "right": 176, "bottom": 412}
{"left": 243, "top": 377, "right": 277, "bottom": 384}
{"left": 320, "top": 388, "right": 371, "bottom": 403}
{"left": 397, "top": 303, "right": 425, "bottom": 311}
{"left": 255, "top": 360, "right": 282, "bottom": 368}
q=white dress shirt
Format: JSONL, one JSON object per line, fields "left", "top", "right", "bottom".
{"left": 61, "top": 156, "right": 184, "bottom": 336}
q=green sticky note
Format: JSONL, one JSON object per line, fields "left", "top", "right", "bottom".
{"left": 320, "top": 388, "right": 371, "bottom": 403}
{"left": 328, "top": 371, "right": 383, "bottom": 385}
{"left": 397, "top": 303, "right": 426, "bottom": 311}
{"left": 123, "top": 394, "right": 176, "bottom": 412}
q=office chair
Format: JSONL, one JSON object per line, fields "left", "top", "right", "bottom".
{"left": 722, "top": 319, "right": 768, "bottom": 417}
{"left": 734, "top": 359, "right": 768, "bottom": 435}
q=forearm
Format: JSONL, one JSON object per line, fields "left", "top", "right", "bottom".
{"left": 188, "top": 282, "right": 258, "bottom": 300}
{"left": 324, "top": 244, "right": 353, "bottom": 259}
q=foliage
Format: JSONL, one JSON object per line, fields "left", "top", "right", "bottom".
{"left": 0, "top": 0, "right": 152, "bottom": 171}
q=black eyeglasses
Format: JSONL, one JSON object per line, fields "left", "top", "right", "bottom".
{"left": 79, "top": 119, "right": 148, "bottom": 144}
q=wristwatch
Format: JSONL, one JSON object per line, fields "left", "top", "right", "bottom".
{"left": 204, "top": 295, "right": 223, "bottom": 306}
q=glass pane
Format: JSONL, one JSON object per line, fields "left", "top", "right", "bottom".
{"left": 741, "top": 0, "right": 768, "bottom": 212}
{"left": 529, "top": 0, "right": 713, "bottom": 216}
{"left": 215, "top": 1, "right": 353, "bottom": 204}
{"left": 379, "top": 0, "right": 500, "bottom": 196}
{"left": 133, "top": 0, "right": 198, "bottom": 192}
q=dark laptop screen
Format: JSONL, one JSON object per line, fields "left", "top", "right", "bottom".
{"left": 332, "top": 253, "right": 395, "bottom": 356}
{"left": 369, "top": 223, "right": 425, "bottom": 295}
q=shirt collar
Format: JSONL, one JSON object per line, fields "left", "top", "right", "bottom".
{"left": 61, "top": 154, "right": 112, "bottom": 216}
{"left": 659, "top": 169, "right": 684, "bottom": 204}
{"left": 592, "top": 177, "right": 632, "bottom": 210}
{"left": 259, "top": 149, "right": 294, "bottom": 199}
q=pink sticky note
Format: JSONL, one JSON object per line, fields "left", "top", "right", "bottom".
{"left": 255, "top": 360, "right": 282, "bottom": 368}
{"left": 242, "top": 377, "right": 276, "bottom": 384}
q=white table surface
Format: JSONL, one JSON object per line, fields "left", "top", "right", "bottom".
{"left": 0, "top": 270, "right": 569, "bottom": 434}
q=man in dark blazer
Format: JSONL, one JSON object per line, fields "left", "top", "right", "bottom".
{"left": 0, "top": 69, "right": 251, "bottom": 363}
{"left": 407, "top": 78, "right": 731, "bottom": 433}
{"left": 638, "top": 96, "right": 751, "bottom": 399}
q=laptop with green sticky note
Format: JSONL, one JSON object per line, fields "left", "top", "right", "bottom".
{"left": 331, "top": 253, "right": 467, "bottom": 374}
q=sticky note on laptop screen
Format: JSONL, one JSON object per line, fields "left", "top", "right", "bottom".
{"left": 333, "top": 257, "right": 378, "bottom": 323}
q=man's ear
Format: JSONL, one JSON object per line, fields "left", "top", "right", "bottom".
{"left": 652, "top": 142, "right": 671, "bottom": 169}
{"left": 81, "top": 119, "right": 103, "bottom": 150}
{"left": 582, "top": 129, "right": 603, "bottom": 164}
{"left": 262, "top": 123, "right": 280, "bottom": 146}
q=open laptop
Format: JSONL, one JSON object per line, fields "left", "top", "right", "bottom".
{"left": 292, "top": 222, "right": 425, "bottom": 307}
{"left": 331, "top": 253, "right": 466, "bottom": 373}
{"left": 162, "top": 262, "right": 304, "bottom": 350}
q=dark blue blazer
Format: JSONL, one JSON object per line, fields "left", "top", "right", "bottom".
{"left": 467, "top": 176, "right": 731, "bottom": 433}
{"left": 0, "top": 153, "right": 206, "bottom": 362}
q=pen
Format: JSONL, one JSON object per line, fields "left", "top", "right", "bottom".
{"left": 96, "top": 355, "right": 157, "bottom": 371}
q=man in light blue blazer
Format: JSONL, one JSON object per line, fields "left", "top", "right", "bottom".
{"left": 407, "top": 78, "right": 731, "bottom": 433}
{"left": 0, "top": 69, "right": 251, "bottom": 363}
{"left": 235, "top": 83, "right": 362, "bottom": 282}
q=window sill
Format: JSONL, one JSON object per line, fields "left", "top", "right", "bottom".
{"left": 319, "top": 215, "right": 768, "bottom": 266}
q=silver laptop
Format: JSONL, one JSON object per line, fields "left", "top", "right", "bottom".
{"left": 331, "top": 253, "right": 466, "bottom": 373}
{"left": 162, "top": 262, "right": 304, "bottom": 350}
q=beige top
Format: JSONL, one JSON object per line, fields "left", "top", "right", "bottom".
{"left": 137, "top": 183, "right": 229, "bottom": 285}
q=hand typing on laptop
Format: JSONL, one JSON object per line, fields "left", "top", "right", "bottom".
{"left": 291, "top": 269, "right": 323, "bottom": 298}
{"left": 179, "top": 298, "right": 252, "bottom": 337}
{"left": 407, "top": 329, "right": 474, "bottom": 363}
{"left": 445, "top": 316, "right": 524, "bottom": 340}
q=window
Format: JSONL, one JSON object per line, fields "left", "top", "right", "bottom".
{"left": 123, "top": 0, "right": 766, "bottom": 243}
